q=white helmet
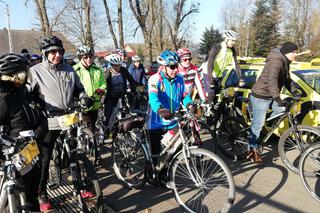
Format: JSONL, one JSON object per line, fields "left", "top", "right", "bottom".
{"left": 132, "top": 55, "right": 141, "bottom": 62}
{"left": 64, "top": 53, "right": 74, "bottom": 60}
{"left": 223, "top": 30, "right": 237, "bottom": 40}
{"left": 105, "top": 53, "right": 123, "bottom": 65}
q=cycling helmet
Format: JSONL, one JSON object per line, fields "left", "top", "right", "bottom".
{"left": 177, "top": 48, "right": 191, "bottom": 59}
{"left": 64, "top": 53, "right": 74, "bottom": 60}
{"left": 132, "top": 55, "right": 141, "bottom": 62}
{"left": 39, "top": 36, "right": 64, "bottom": 52}
{"left": 222, "top": 30, "right": 237, "bottom": 40}
{"left": 157, "top": 50, "right": 180, "bottom": 66}
{"left": 31, "top": 54, "right": 41, "bottom": 60}
{"left": 77, "top": 46, "right": 94, "bottom": 58}
{"left": 0, "top": 53, "right": 28, "bottom": 75}
{"left": 105, "top": 53, "right": 123, "bottom": 65}
{"left": 116, "top": 48, "right": 127, "bottom": 57}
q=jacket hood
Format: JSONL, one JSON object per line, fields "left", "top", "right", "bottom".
{"left": 268, "top": 48, "right": 291, "bottom": 64}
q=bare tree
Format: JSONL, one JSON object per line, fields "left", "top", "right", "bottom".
{"left": 117, "top": 0, "right": 125, "bottom": 48}
{"left": 163, "top": 0, "right": 199, "bottom": 50}
{"left": 34, "top": 0, "right": 51, "bottom": 36}
{"left": 84, "top": 0, "right": 94, "bottom": 49}
{"left": 102, "top": 0, "right": 118, "bottom": 48}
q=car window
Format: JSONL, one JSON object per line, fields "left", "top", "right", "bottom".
{"left": 293, "top": 69, "right": 320, "bottom": 94}
{"left": 225, "top": 69, "right": 259, "bottom": 88}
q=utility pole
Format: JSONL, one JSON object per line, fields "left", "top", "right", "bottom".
{"left": 0, "top": 0, "right": 13, "bottom": 53}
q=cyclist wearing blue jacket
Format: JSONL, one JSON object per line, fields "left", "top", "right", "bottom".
{"left": 148, "top": 50, "right": 194, "bottom": 160}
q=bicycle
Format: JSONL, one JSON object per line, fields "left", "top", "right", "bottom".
{"left": 216, "top": 96, "right": 320, "bottom": 172}
{"left": 46, "top": 106, "right": 103, "bottom": 213}
{"left": 112, "top": 108, "right": 236, "bottom": 213}
{"left": 0, "top": 126, "right": 40, "bottom": 213}
{"left": 299, "top": 142, "right": 320, "bottom": 203}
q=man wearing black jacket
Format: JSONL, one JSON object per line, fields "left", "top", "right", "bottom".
{"left": 248, "top": 42, "right": 299, "bottom": 162}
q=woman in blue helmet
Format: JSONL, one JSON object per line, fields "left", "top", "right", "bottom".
{"left": 147, "top": 50, "right": 194, "bottom": 174}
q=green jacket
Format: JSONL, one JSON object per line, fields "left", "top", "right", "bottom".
{"left": 73, "top": 63, "right": 106, "bottom": 111}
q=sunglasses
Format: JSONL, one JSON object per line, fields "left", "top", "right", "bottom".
{"left": 168, "top": 64, "right": 178, "bottom": 70}
{"left": 83, "top": 55, "right": 94, "bottom": 59}
{"left": 48, "top": 49, "right": 64, "bottom": 55}
{"left": 182, "top": 58, "right": 192, "bottom": 62}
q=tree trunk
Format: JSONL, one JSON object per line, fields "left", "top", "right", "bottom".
{"left": 102, "top": 0, "right": 118, "bottom": 48}
{"left": 84, "top": 0, "right": 94, "bottom": 49}
{"left": 35, "top": 0, "right": 51, "bottom": 36}
{"left": 118, "top": 0, "right": 124, "bottom": 48}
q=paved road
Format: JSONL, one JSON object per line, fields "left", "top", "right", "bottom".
{"left": 98, "top": 140, "right": 319, "bottom": 213}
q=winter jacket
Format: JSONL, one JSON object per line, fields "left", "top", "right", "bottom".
{"left": 104, "top": 66, "right": 138, "bottom": 99}
{"left": 207, "top": 43, "right": 241, "bottom": 84}
{"left": 251, "top": 48, "right": 296, "bottom": 99}
{"left": 128, "top": 63, "right": 146, "bottom": 86}
{"left": 147, "top": 70, "right": 192, "bottom": 130}
{"left": 27, "top": 61, "right": 85, "bottom": 130}
{"left": 73, "top": 63, "right": 106, "bottom": 111}
{"left": 177, "top": 64, "right": 207, "bottom": 102}
{"left": 0, "top": 81, "right": 48, "bottom": 139}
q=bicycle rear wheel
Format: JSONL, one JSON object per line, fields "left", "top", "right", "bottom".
{"left": 299, "top": 142, "right": 320, "bottom": 203}
{"left": 112, "top": 133, "right": 147, "bottom": 189}
{"left": 278, "top": 125, "right": 320, "bottom": 174}
{"left": 171, "top": 148, "right": 235, "bottom": 213}
{"left": 70, "top": 153, "right": 104, "bottom": 213}
{"left": 214, "top": 116, "right": 249, "bottom": 160}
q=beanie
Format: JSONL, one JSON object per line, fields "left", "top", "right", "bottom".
{"left": 280, "top": 42, "right": 298, "bottom": 55}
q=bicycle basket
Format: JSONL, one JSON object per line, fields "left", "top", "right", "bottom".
{"left": 119, "top": 115, "right": 144, "bottom": 132}
{"left": 57, "top": 112, "right": 79, "bottom": 129}
{"left": 12, "top": 140, "right": 40, "bottom": 176}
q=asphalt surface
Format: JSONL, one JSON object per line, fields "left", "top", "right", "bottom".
{"left": 98, "top": 139, "right": 319, "bottom": 213}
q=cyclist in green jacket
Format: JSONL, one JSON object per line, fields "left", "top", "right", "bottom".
{"left": 73, "top": 46, "right": 106, "bottom": 130}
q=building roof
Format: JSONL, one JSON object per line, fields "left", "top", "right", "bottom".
{"left": 0, "top": 29, "right": 77, "bottom": 55}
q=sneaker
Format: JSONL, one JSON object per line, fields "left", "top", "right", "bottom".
{"left": 166, "top": 181, "right": 173, "bottom": 189}
{"left": 81, "top": 190, "right": 95, "bottom": 199}
{"left": 38, "top": 194, "right": 53, "bottom": 212}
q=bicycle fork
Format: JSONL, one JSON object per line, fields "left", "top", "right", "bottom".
{"left": 0, "top": 180, "right": 27, "bottom": 213}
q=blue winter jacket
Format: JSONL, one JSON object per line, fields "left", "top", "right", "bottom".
{"left": 147, "top": 70, "right": 192, "bottom": 130}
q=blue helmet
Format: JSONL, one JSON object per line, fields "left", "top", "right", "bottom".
{"left": 157, "top": 50, "right": 180, "bottom": 66}
{"left": 31, "top": 54, "right": 40, "bottom": 60}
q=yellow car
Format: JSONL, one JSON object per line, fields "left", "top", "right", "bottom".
{"left": 220, "top": 57, "right": 320, "bottom": 136}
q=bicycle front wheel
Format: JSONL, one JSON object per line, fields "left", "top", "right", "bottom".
{"left": 214, "top": 116, "right": 249, "bottom": 160}
{"left": 299, "top": 142, "right": 320, "bottom": 203}
{"left": 171, "top": 148, "right": 235, "bottom": 213}
{"left": 278, "top": 125, "right": 320, "bottom": 174}
{"left": 112, "top": 133, "right": 147, "bottom": 189}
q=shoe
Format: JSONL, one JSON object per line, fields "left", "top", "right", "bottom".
{"left": 166, "top": 181, "right": 173, "bottom": 189}
{"left": 81, "top": 190, "right": 95, "bottom": 199}
{"left": 38, "top": 194, "right": 53, "bottom": 212}
{"left": 246, "top": 149, "right": 263, "bottom": 163}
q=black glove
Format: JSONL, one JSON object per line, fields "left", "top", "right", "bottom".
{"left": 80, "top": 96, "right": 94, "bottom": 108}
{"left": 274, "top": 97, "right": 287, "bottom": 107}
{"left": 187, "top": 103, "right": 196, "bottom": 114}
{"left": 158, "top": 108, "right": 173, "bottom": 120}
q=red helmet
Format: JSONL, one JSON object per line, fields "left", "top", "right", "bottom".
{"left": 176, "top": 48, "right": 191, "bottom": 59}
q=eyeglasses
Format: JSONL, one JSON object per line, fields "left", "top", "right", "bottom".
{"left": 83, "top": 55, "right": 93, "bottom": 59}
{"left": 168, "top": 64, "right": 178, "bottom": 70}
{"left": 182, "top": 58, "right": 191, "bottom": 62}
{"left": 48, "top": 49, "right": 64, "bottom": 55}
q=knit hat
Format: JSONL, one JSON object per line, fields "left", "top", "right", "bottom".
{"left": 280, "top": 42, "right": 298, "bottom": 55}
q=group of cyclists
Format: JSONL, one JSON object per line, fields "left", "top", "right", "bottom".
{"left": 0, "top": 27, "right": 302, "bottom": 212}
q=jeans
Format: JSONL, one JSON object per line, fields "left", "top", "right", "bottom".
{"left": 248, "top": 95, "right": 285, "bottom": 149}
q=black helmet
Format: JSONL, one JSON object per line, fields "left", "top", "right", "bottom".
{"left": 0, "top": 53, "right": 28, "bottom": 75}
{"left": 39, "top": 36, "right": 64, "bottom": 51}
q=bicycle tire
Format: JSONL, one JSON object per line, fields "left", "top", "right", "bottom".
{"left": 70, "top": 152, "right": 104, "bottom": 213}
{"left": 81, "top": 128, "right": 99, "bottom": 165}
{"left": 299, "top": 142, "right": 320, "bottom": 203}
{"left": 278, "top": 125, "right": 320, "bottom": 174}
{"left": 171, "top": 148, "right": 235, "bottom": 213}
{"left": 112, "top": 133, "right": 147, "bottom": 189}
{"left": 214, "top": 116, "right": 249, "bottom": 160}
{"left": 197, "top": 120, "right": 217, "bottom": 153}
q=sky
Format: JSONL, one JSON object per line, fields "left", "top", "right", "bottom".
{"left": 0, "top": 0, "right": 224, "bottom": 44}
